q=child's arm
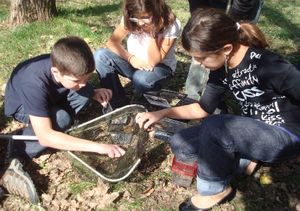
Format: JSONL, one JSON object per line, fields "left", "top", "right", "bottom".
{"left": 106, "top": 24, "right": 131, "bottom": 61}
{"left": 147, "top": 37, "right": 177, "bottom": 67}
{"left": 29, "top": 115, "right": 125, "bottom": 158}
{"left": 136, "top": 103, "right": 208, "bottom": 130}
{"left": 147, "top": 19, "right": 181, "bottom": 67}
{"left": 107, "top": 24, "right": 153, "bottom": 71}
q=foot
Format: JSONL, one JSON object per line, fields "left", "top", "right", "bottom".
{"left": 0, "top": 159, "right": 39, "bottom": 204}
{"left": 245, "top": 161, "right": 258, "bottom": 176}
{"left": 179, "top": 186, "right": 236, "bottom": 211}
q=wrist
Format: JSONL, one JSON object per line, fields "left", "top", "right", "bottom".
{"left": 127, "top": 54, "right": 135, "bottom": 64}
{"left": 95, "top": 143, "right": 105, "bottom": 154}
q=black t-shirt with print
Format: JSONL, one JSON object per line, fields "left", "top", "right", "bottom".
{"left": 4, "top": 54, "right": 69, "bottom": 118}
{"left": 199, "top": 47, "right": 300, "bottom": 136}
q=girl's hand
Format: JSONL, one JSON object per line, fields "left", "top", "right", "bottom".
{"left": 135, "top": 111, "right": 164, "bottom": 130}
{"left": 97, "top": 144, "right": 126, "bottom": 158}
{"left": 93, "top": 88, "right": 112, "bottom": 107}
{"left": 129, "top": 55, "right": 154, "bottom": 71}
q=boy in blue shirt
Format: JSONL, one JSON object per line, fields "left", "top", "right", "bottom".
{"left": 4, "top": 36, "right": 125, "bottom": 159}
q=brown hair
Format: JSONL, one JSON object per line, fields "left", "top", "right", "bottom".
{"left": 123, "top": 0, "right": 176, "bottom": 37}
{"left": 182, "top": 8, "right": 269, "bottom": 53}
{"left": 50, "top": 36, "right": 95, "bottom": 77}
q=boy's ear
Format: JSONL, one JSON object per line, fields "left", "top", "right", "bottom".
{"left": 51, "top": 67, "right": 60, "bottom": 76}
{"left": 223, "top": 44, "right": 233, "bottom": 56}
{"left": 51, "top": 67, "right": 61, "bottom": 82}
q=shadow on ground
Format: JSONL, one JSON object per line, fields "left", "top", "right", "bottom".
{"left": 58, "top": 2, "right": 122, "bottom": 28}
{"left": 0, "top": 96, "right": 10, "bottom": 132}
{"left": 262, "top": 4, "right": 300, "bottom": 63}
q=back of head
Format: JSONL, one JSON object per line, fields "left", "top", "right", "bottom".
{"left": 123, "top": 0, "right": 175, "bottom": 36}
{"left": 51, "top": 36, "right": 95, "bottom": 77}
{"left": 182, "top": 8, "right": 269, "bottom": 53}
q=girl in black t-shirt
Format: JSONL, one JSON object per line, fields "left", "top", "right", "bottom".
{"left": 136, "top": 8, "right": 300, "bottom": 210}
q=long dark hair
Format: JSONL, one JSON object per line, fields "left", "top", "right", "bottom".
{"left": 123, "top": 0, "right": 176, "bottom": 37}
{"left": 182, "top": 8, "right": 269, "bottom": 53}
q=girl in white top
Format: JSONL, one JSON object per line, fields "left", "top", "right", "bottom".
{"left": 94, "top": 0, "right": 181, "bottom": 108}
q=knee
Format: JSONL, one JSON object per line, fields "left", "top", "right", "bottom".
{"left": 94, "top": 49, "right": 111, "bottom": 71}
{"left": 170, "top": 133, "right": 185, "bottom": 153}
{"left": 169, "top": 128, "right": 199, "bottom": 162}
{"left": 94, "top": 48, "right": 109, "bottom": 63}
{"left": 52, "top": 109, "right": 73, "bottom": 131}
{"left": 133, "top": 78, "right": 151, "bottom": 93}
{"left": 132, "top": 73, "right": 159, "bottom": 93}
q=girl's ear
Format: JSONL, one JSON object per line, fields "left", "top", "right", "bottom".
{"left": 223, "top": 44, "right": 233, "bottom": 56}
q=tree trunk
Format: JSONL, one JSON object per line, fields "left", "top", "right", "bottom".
{"left": 10, "top": 0, "right": 57, "bottom": 26}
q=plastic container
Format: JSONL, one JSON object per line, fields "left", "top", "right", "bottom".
{"left": 171, "top": 156, "right": 197, "bottom": 187}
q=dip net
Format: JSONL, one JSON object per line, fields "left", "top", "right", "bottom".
{"left": 67, "top": 104, "right": 148, "bottom": 182}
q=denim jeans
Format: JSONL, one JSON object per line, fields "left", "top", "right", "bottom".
{"left": 188, "top": 0, "right": 264, "bottom": 23}
{"left": 94, "top": 48, "right": 173, "bottom": 106}
{"left": 12, "top": 84, "right": 93, "bottom": 159}
{"left": 295, "top": 60, "right": 300, "bottom": 70}
{"left": 170, "top": 114, "right": 300, "bottom": 195}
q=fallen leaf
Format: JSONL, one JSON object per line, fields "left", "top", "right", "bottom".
{"left": 260, "top": 174, "right": 272, "bottom": 185}
{"left": 141, "top": 188, "right": 155, "bottom": 198}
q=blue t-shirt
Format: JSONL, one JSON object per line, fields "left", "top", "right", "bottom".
{"left": 5, "top": 54, "right": 69, "bottom": 118}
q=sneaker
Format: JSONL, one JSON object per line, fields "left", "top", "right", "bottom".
{"left": 0, "top": 159, "right": 39, "bottom": 203}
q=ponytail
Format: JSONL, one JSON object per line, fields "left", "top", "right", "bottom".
{"left": 238, "top": 22, "right": 269, "bottom": 49}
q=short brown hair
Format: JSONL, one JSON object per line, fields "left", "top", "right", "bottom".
{"left": 51, "top": 36, "right": 95, "bottom": 77}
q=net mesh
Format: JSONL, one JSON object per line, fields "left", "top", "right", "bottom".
{"left": 143, "top": 89, "right": 197, "bottom": 108}
{"left": 67, "top": 105, "right": 148, "bottom": 182}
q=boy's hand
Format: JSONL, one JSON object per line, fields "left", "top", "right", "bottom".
{"left": 129, "top": 56, "right": 154, "bottom": 71}
{"left": 93, "top": 88, "right": 112, "bottom": 107}
{"left": 98, "top": 144, "right": 126, "bottom": 158}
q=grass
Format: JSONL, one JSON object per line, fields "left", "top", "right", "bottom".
{"left": 259, "top": 0, "right": 300, "bottom": 63}
{"left": 68, "top": 181, "right": 96, "bottom": 195}
{"left": 0, "top": 0, "right": 299, "bottom": 84}
{"left": 0, "top": 0, "right": 123, "bottom": 86}
{"left": 123, "top": 198, "right": 144, "bottom": 210}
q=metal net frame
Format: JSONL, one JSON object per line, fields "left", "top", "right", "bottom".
{"left": 67, "top": 104, "right": 148, "bottom": 182}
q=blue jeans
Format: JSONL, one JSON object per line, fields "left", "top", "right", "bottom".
{"left": 170, "top": 114, "right": 300, "bottom": 195}
{"left": 12, "top": 85, "right": 93, "bottom": 159}
{"left": 94, "top": 48, "right": 173, "bottom": 106}
{"left": 188, "top": 0, "right": 264, "bottom": 23}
